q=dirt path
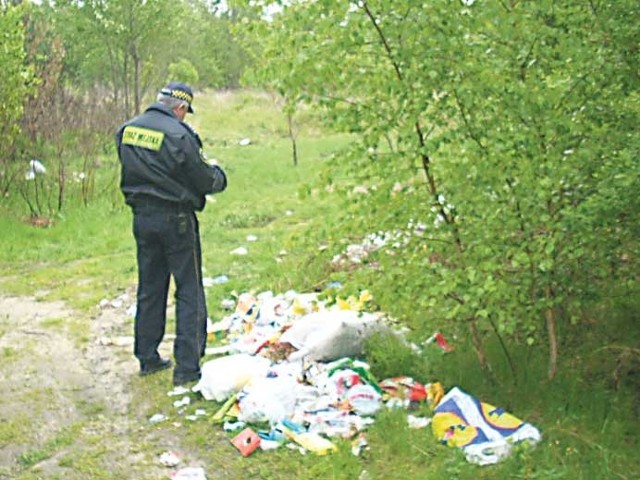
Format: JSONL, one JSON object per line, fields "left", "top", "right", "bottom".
{"left": 0, "top": 292, "right": 187, "bottom": 479}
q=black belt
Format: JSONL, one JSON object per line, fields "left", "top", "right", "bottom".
{"left": 131, "top": 197, "right": 191, "bottom": 214}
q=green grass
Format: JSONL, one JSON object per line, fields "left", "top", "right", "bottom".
{"left": 0, "top": 90, "right": 638, "bottom": 479}
{"left": 0, "top": 414, "right": 31, "bottom": 447}
{"left": 17, "top": 425, "right": 79, "bottom": 468}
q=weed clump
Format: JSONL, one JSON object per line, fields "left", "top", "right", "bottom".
{"left": 364, "top": 331, "right": 431, "bottom": 382}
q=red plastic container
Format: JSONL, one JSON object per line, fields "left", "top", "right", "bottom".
{"left": 231, "top": 428, "right": 261, "bottom": 457}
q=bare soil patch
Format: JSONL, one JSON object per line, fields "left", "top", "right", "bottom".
{"left": 0, "top": 293, "right": 185, "bottom": 479}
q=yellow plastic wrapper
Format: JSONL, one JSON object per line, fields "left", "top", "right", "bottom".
{"left": 426, "top": 382, "right": 445, "bottom": 409}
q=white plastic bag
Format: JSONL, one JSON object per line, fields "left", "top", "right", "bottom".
{"left": 238, "top": 375, "right": 300, "bottom": 424}
{"left": 280, "top": 310, "right": 384, "bottom": 362}
{"left": 193, "top": 354, "right": 271, "bottom": 401}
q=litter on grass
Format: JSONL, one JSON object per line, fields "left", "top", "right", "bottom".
{"left": 25, "top": 159, "right": 46, "bottom": 180}
{"left": 203, "top": 275, "right": 229, "bottom": 287}
{"left": 149, "top": 413, "right": 168, "bottom": 424}
{"left": 169, "top": 467, "right": 207, "bottom": 480}
{"left": 432, "top": 386, "right": 541, "bottom": 465}
{"left": 177, "top": 289, "right": 540, "bottom": 464}
{"left": 159, "top": 451, "right": 181, "bottom": 467}
{"left": 231, "top": 428, "right": 261, "bottom": 456}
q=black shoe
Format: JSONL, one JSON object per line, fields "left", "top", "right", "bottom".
{"left": 140, "top": 358, "right": 172, "bottom": 376}
{"left": 172, "top": 372, "right": 201, "bottom": 386}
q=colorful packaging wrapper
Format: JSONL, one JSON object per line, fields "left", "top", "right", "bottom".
{"left": 432, "top": 387, "right": 541, "bottom": 465}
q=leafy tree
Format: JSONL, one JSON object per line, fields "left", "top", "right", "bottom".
{"left": 180, "top": 1, "right": 251, "bottom": 89}
{"left": 0, "top": 2, "right": 35, "bottom": 197}
{"left": 47, "top": 0, "right": 249, "bottom": 119}
{"left": 168, "top": 58, "right": 200, "bottom": 86}
{"left": 50, "top": 0, "right": 185, "bottom": 118}
{"left": 232, "top": 0, "right": 640, "bottom": 380}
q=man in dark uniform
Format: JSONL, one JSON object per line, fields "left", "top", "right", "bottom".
{"left": 116, "top": 82, "right": 227, "bottom": 386}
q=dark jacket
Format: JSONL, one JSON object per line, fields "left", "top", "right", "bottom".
{"left": 116, "top": 102, "right": 227, "bottom": 212}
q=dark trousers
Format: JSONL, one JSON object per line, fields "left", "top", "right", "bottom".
{"left": 132, "top": 209, "right": 207, "bottom": 381}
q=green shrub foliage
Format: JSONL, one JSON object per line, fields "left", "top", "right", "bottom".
{"left": 0, "top": 3, "right": 35, "bottom": 195}
{"left": 234, "top": 0, "right": 640, "bottom": 378}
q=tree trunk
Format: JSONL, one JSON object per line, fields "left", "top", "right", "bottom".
{"left": 469, "top": 320, "right": 489, "bottom": 372}
{"left": 545, "top": 284, "right": 558, "bottom": 380}
{"left": 123, "top": 51, "right": 130, "bottom": 118}
{"left": 57, "top": 154, "right": 65, "bottom": 212}
{"left": 132, "top": 44, "right": 141, "bottom": 115}
{"left": 287, "top": 111, "right": 298, "bottom": 166}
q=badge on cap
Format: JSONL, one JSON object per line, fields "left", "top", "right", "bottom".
{"left": 160, "top": 82, "right": 194, "bottom": 113}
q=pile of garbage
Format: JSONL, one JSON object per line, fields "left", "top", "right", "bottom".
{"left": 165, "top": 289, "right": 541, "bottom": 466}
{"left": 196, "top": 354, "right": 441, "bottom": 457}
